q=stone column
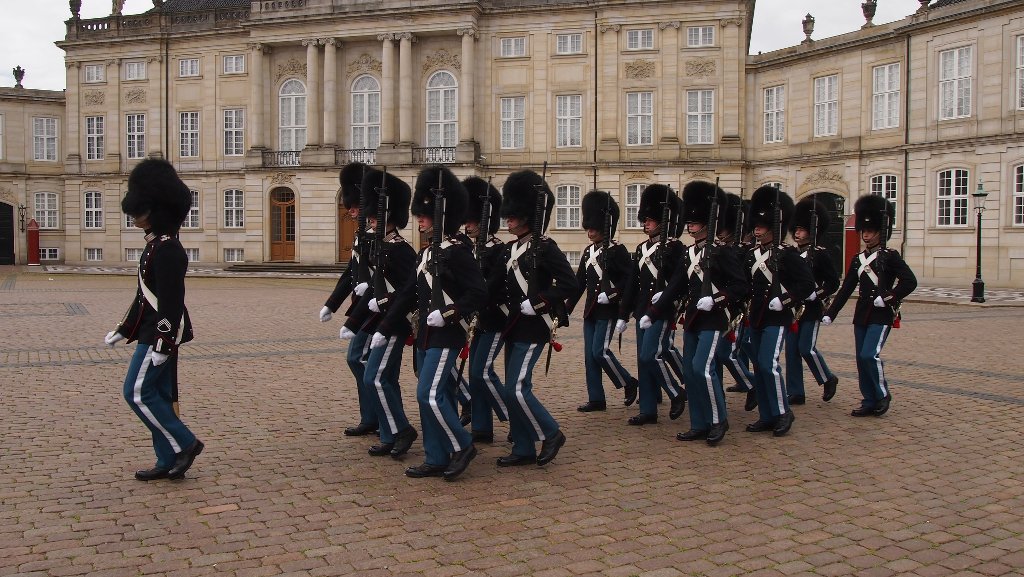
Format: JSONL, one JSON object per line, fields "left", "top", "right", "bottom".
{"left": 106, "top": 59, "right": 121, "bottom": 169}
{"left": 398, "top": 32, "right": 416, "bottom": 146}
{"left": 303, "top": 39, "right": 322, "bottom": 148}
{"left": 322, "top": 38, "right": 339, "bottom": 147}
{"left": 457, "top": 28, "right": 478, "bottom": 144}
{"left": 720, "top": 19, "right": 743, "bottom": 149}
{"left": 248, "top": 43, "right": 268, "bottom": 150}
{"left": 64, "top": 62, "right": 81, "bottom": 173}
{"left": 379, "top": 34, "right": 396, "bottom": 146}
{"left": 659, "top": 21, "right": 680, "bottom": 154}
{"left": 598, "top": 24, "right": 621, "bottom": 158}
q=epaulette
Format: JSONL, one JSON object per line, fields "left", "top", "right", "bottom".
{"left": 445, "top": 235, "right": 464, "bottom": 246}
{"left": 386, "top": 231, "right": 405, "bottom": 243}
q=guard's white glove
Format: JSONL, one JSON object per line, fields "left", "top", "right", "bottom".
{"left": 806, "top": 291, "right": 817, "bottom": 302}
{"left": 520, "top": 299, "right": 537, "bottom": 316}
{"left": 821, "top": 316, "right": 832, "bottom": 326}
{"left": 104, "top": 331, "right": 125, "bottom": 347}
{"left": 873, "top": 295, "right": 886, "bottom": 308}
{"left": 151, "top": 351, "right": 169, "bottom": 366}
{"left": 696, "top": 296, "right": 714, "bottom": 312}
{"left": 319, "top": 306, "right": 333, "bottom": 322}
{"left": 614, "top": 319, "right": 628, "bottom": 334}
{"left": 354, "top": 282, "right": 369, "bottom": 296}
{"left": 651, "top": 291, "right": 663, "bottom": 305}
{"left": 768, "top": 297, "right": 783, "bottom": 311}
{"left": 597, "top": 292, "right": 610, "bottom": 305}
{"left": 339, "top": 327, "right": 356, "bottom": 340}
{"left": 370, "top": 332, "right": 387, "bottom": 349}
{"left": 638, "top": 315, "right": 653, "bottom": 330}
{"left": 368, "top": 298, "right": 380, "bottom": 313}
{"left": 427, "top": 310, "right": 445, "bottom": 327}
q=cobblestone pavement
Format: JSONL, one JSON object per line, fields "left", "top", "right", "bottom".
{"left": 2, "top": 268, "right": 1023, "bottom": 577}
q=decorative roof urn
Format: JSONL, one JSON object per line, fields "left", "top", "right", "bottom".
{"left": 801, "top": 13, "right": 815, "bottom": 44}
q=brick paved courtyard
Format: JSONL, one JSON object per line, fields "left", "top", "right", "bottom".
{"left": 2, "top": 268, "right": 1023, "bottom": 577}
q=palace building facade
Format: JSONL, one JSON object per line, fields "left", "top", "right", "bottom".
{"left": 1, "top": 0, "right": 1022, "bottom": 287}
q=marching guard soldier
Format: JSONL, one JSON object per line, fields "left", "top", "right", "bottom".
{"left": 743, "top": 186, "right": 814, "bottom": 437}
{"left": 375, "top": 166, "right": 486, "bottom": 479}
{"left": 568, "top": 190, "right": 639, "bottom": 412}
{"left": 822, "top": 194, "right": 917, "bottom": 417}
{"left": 713, "top": 192, "right": 757, "bottom": 410}
{"left": 616, "top": 184, "right": 687, "bottom": 426}
{"left": 785, "top": 197, "right": 840, "bottom": 404}
{"left": 668, "top": 181, "right": 748, "bottom": 445}
{"left": 494, "top": 169, "right": 576, "bottom": 467}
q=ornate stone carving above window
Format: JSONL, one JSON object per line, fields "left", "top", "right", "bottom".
{"left": 124, "top": 88, "right": 146, "bottom": 104}
{"left": 83, "top": 90, "right": 105, "bottom": 106}
{"left": 347, "top": 53, "right": 382, "bottom": 77}
{"left": 688, "top": 171, "right": 711, "bottom": 179}
{"left": 423, "top": 49, "right": 461, "bottom": 74}
{"left": 685, "top": 58, "right": 716, "bottom": 78}
{"left": 625, "top": 60, "right": 656, "bottom": 80}
{"left": 275, "top": 58, "right": 307, "bottom": 83}
{"left": 625, "top": 171, "right": 653, "bottom": 181}
{"left": 803, "top": 167, "right": 844, "bottom": 185}
{"left": 270, "top": 172, "right": 294, "bottom": 185}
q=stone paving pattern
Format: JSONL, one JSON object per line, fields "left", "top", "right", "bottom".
{"left": 2, "top": 267, "right": 1023, "bottom": 577}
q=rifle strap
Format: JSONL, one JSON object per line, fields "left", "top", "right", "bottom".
{"left": 638, "top": 241, "right": 661, "bottom": 279}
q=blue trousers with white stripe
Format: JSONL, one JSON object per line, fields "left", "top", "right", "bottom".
{"left": 345, "top": 330, "right": 377, "bottom": 428}
{"left": 363, "top": 335, "right": 410, "bottom": 444}
{"left": 749, "top": 325, "right": 790, "bottom": 421}
{"left": 416, "top": 347, "right": 472, "bottom": 466}
{"left": 854, "top": 324, "right": 891, "bottom": 409}
{"left": 716, "top": 327, "right": 755, "bottom": 392}
{"left": 636, "top": 320, "right": 683, "bottom": 417}
{"left": 123, "top": 344, "right": 197, "bottom": 469}
{"left": 503, "top": 341, "right": 559, "bottom": 458}
{"left": 469, "top": 330, "right": 509, "bottom": 435}
{"left": 583, "top": 318, "right": 637, "bottom": 404}
{"left": 785, "top": 318, "right": 835, "bottom": 397}
{"left": 683, "top": 329, "right": 727, "bottom": 430}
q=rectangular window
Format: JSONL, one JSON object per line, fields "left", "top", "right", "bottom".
{"left": 556, "top": 33, "right": 583, "bottom": 55}
{"left": 224, "top": 189, "right": 244, "bottom": 228}
{"left": 84, "top": 64, "right": 105, "bottom": 83}
{"left": 500, "top": 37, "right": 526, "bottom": 57}
{"left": 124, "top": 61, "right": 146, "bottom": 81}
{"left": 872, "top": 63, "right": 901, "bottom": 130}
{"left": 184, "top": 248, "right": 199, "bottom": 262}
{"left": 125, "top": 213, "right": 135, "bottom": 228}
{"left": 625, "top": 184, "right": 644, "bottom": 229}
{"left": 179, "top": 111, "right": 199, "bottom": 158}
{"left": 34, "top": 192, "right": 58, "bottom": 229}
{"left": 224, "top": 109, "right": 244, "bottom": 156}
{"left": 687, "top": 26, "right": 714, "bottom": 47}
{"left": 224, "top": 248, "right": 245, "bottom": 262}
{"left": 85, "top": 116, "right": 104, "bottom": 161}
{"left": 84, "top": 191, "right": 103, "bottom": 230}
{"left": 179, "top": 58, "right": 200, "bottom": 77}
{"left": 939, "top": 46, "right": 972, "bottom": 120}
{"left": 555, "top": 184, "right": 581, "bottom": 229}
{"left": 39, "top": 248, "right": 59, "bottom": 260}
{"left": 556, "top": 94, "right": 582, "bottom": 147}
{"left": 626, "top": 29, "right": 654, "bottom": 50}
{"left": 763, "top": 85, "right": 785, "bottom": 143}
{"left": 686, "top": 89, "right": 714, "bottom": 145}
{"left": 1014, "top": 165, "right": 1023, "bottom": 226}
{"left": 813, "top": 75, "right": 839, "bottom": 137}
{"left": 184, "top": 190, "right": 200, "bottom": 229}
{"left": 627, "top": 91, "right": 653, "bottom": 145}
{"left": 563, "top": 251, "right": 581, "bottom": 267}
{"left": 125, "top": 248, "right": 143, "bottom": 262}
{"left": 85, "top": 248, "right": 103, "bottom": 261}
{"left": 126, "top": 113, "right": 145, "bottom": 159}
{"left": 500, "top": 96, "right": 525, "bottom": 149}
{"left": 937, "top": 169, "right": 969, "bottom": 227}
{"left": 223, "top": 55, "right": 245, "bottom": 74}
{"left": 33, "top": 117, "right": 58, "bottom": 161}
{"left": 870, "top": 175, "right": 899, "bottom": 226}
{"left": 1017, "top": 37, "right": 1024, "bottom": 110}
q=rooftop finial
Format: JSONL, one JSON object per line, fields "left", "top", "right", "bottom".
{"left": 801, "top": 13, "right": 815, "bottom": 44}
{"left": 862, "top": 0, "right": 877, "bottom": 28}
{"left": 69, "top": 0, "right": 82, "bottom": 19}
{"left": 13, "top": 66, "right": 25, "bottom": 89}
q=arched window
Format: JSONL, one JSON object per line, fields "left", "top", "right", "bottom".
{"left": 279, "top": 79, "right": 307, "bottom": 151}
{"left": 426, "top": 71, "right": 457, "bottom": 147}
{"left": 351, "top": 75, "right": 380, "bottom": 150}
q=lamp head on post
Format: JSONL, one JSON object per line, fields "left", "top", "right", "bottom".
{"left": 971, "top": 178, "right": 987, "bottom": 303}
{"left": 972, "top": 179, "right": 988, "bottom": 213}
{"left": 17, "top": 204, "right": 27, "bottom": 232}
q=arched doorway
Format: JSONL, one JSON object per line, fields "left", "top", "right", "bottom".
{"left": 269, "top": 188, "right": 296, "bottom": 261}
{"left": 337, "top": 197, "right": 356, "bottom": 263}
{"left": 805, "top": 192, "right": 846, "bottom": 277}
{"left": 0, "top": 203, "right": 14, "bottom": 265}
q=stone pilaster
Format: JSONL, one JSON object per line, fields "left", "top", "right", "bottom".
{"left": 398, "top": 32, "right": 416, "bottom": 146}
{"left": 322, "top": 38, "right": 339, "bottom": 147}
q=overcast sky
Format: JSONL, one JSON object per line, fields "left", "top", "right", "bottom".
{"left": 2, "top": 0, "right": 925, "bottom": 91}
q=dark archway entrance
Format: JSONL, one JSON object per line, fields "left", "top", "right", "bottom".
{"left": 0, "top": 203, "right": 14, "bottom": 265}
{"left": 805, "top": 192, "right": 846, "bottom": 277}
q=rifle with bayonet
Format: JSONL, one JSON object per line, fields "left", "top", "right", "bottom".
{"left": 527, "top": 163, "right": 564, "bottom": 375}
{"left": 429, "top": 169, "right": 446, "bottom": 315}
{"left": 372, "top": 167, "right": 389, "bottom": 312}
{"left": 455, "top": 176, "right": 493, "bottom": 383}
{"left": 356, "top": 165, "right": 372, "bottom": 286}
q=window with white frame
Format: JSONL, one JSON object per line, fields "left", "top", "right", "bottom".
{"left": 626, "top": 29, "right": 654, "bottom": 50}
{"left": 84, "top": 64, "right": 105, "bottom": 83}
{"left": 84, "top": 191, "right": 103, "bottom": 230}
{"left": 813, "top": 75, "right": 838, "bottom": 137}
{"left": 556, "top": 33, "right": 583, "bottom": 55}
{"left": 555, "top": 184, "right": 581, "bottom": 229}
{"left": 179, "top": 111, "right": 199, "bottom": 158}
{"left": 125, "top": 248, "right": 143, "bottom": 262}
{"left": 224, "top": 109, "right": 244, "bottom": 156}
{"left": 223, "top": 54, "right": 245, "bottom": 74}
{"left": 686, "top": 89, "right": 714, "bottom": 145}
{"left": 870, "top": 174, "right": 899, "bottom": 226}
{"left": 563, "top": 251, "right": 581, "bottom": 267}
{"left": 500, "top": 96, "right": 525, "bottom": 149}
{"left": 85, "top": 248, "right": 103, "bottom": 261}
{"left": 556, "top": 94, "right": 582, "bottom": 147}
{"left": 937, "top": 169, "right": 969, "bottom": 227}
{"left": 1014, "top": 164, "right": 1023, "bottom": 226}
{"left": 125, "top": 213, "right": 135, "bottom": 228}
{"left": 85, "top": 116, "right": 104, "bottom": 161}
{"left": 763, "top": 85, "right": 785, "bottom": 143}
{"left": 351, "top": 75, "right": 381, "bottom": 150}
{"left": 426, "top": 71, "right": 458, "bottom": 147}
{"left": 625, "top": 184, "right": 644, "bottom": 229}
{"left": 764, "top": 181, "right": 783, "bottom": 190}
{"left": 687, "top": 26, "right": 714, "bottom": 47}
{"left": 1016, "top": 37, "right": 1024, "bottom": 110}
{"left": 627, "top": 91, "right": 653, "bottom": 145}
{"left": 500, "top": 37, "right": 526, "bottom": 57}
{"left": 33, "top": 117, "right": 58, "bottom": 161}
{"left": 872, "top": 63, "right": 900, "bottom": 130}
{"left": 184, "top": 190, "right": 200, "bottom": 229}
{"left": 939, "top": 46, "right": 972, "bottom": 120}
{"left": 224, "top": 189, "right": 244, "bottom": 228}
{"left": 34, "top": 192, "right": 58, "bottom": 229}
{"left": 126, "top": 113, "right": 145, "bottom": 159}
{"left": 224, "top": 248, "right": 245, "bottom": 262}
{"left": 124, "top": 61, "right": 146, "bottom": 81}
{"left": 39, "top": 248, "right": 59, "bottom": 261}
{"left": 279, "top": 79, "right": 307, "bottom": 151}
{"left": 179, "top": 58, "right": 200, "bottom": 77}
{"left": 184, "top": 248, "right": 199, "bottom": 262}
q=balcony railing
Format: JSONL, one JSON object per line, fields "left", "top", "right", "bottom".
{"left": 412, "top": 147, "right": 456, "bottom": 164}
{"left": 263, "top": 151, "right": 300, "bottom": 167}
{"left": 335, "top": 149, "right": 377, "bottom": 165}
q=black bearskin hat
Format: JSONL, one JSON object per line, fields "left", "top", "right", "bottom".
{"left": 790, "top": 197, "right": 832, "bottom": 243}
{"left": 122, "top": 158, "right": 192, "bottom": 234}
{"left": 361, "top": 168, "right": 411, "bottom": 229}
{"left": 581, "top": 190, "right": 620, "bottom": 238}
{"left": 854, "top": 194, "right": 895, "bottom": 239}
{"left": 681, "top": 180, "right": 726, "bottom": 225}
{"left": 500, "top": 169, "right": 555, "bottom": 233}
{"left": 338, "top": 162, "right": 367, "bottom": 210}
{"left": 412, "top": 165, "right": 467, "bottom": 235}
{"left": 636, "top": 184, "right": 679, "bottom": 225}
{"left": 463, "top": 176, "right": 503, "bottom": 236}
{"left": 718, "top": 193, "right": 744, "bottom": 236}
{"left": 748, "top": 185, "right": 795, "bottom": 237}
